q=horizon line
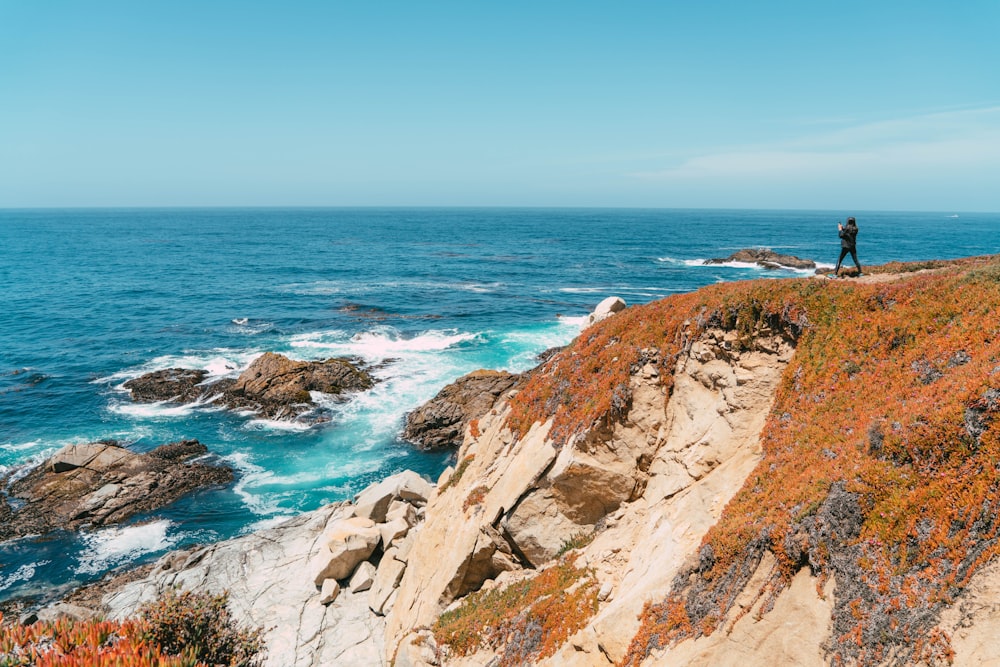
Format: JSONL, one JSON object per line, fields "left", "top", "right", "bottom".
{"left": 1, "top": 205, "right": 996, "bottom": 215}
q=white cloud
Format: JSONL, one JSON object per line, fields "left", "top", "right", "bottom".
{"left": 632, "top": 106, "right": 1000, "bottom": 191}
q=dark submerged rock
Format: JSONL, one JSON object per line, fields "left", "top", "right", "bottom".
{"left": 0, "top": 440, "right": 233, "bottom": 541}
{"left": 704, "top": 248, "right": 816, "bottom": 270}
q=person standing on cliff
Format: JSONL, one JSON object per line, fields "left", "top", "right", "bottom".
{"left": 834, "top": 216, "right": 862, "bottom": 277}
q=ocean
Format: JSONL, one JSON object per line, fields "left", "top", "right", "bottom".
{"left": 1, "top": 207, "right": 998, "bottom": 604}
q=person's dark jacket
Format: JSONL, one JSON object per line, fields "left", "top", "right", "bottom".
{"left": 839, "top": 223, "right": 858, "bottom": 249}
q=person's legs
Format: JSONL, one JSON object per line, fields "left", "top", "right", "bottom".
{"left": 850, "top": 249, "right": 862, "bottom": 274}
{"left": 835, "top": 247, "right": 849, "bottom": 275}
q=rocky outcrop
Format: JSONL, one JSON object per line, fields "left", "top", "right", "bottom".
{"left": 385, "top": 327, "right": 796, "bottom": 664}
{"left": 403, "top": 370, "right": 522, "bottom": 449}
{"left": 0, "top": 440, "right": 233, "bottom": 540}
{"left": 123, "top": 352, "right": 375, "bottom": 422}
{"left": 82, "top": 470, "right": 433, "bottom": 667}
{"left": 704, "top": 248, "right": 815, "bottom": 270}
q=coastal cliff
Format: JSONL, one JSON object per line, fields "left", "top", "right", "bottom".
{"left": 72, "top": 255, "right": 1000, "bottom": 666}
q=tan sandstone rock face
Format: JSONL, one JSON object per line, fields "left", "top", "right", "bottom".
{"left": 386, "top": 330, "right": 796, "bottom": 663}
{"left": 643, "top": 554, "right": 834, "bottom": 667}
{"left": 543, "top": 333, "right": 795, "bottom": 666}
{"left": 934, "top": 558, "right": 1000, "bottom": 666}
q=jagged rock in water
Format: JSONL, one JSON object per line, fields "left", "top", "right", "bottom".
{"left": 223, "top": 352, "right": 374, "bottom": 419}
{"left": 402, "top": 370, "right": 522, "bottom": 449}
{"left": 123, "top": 352, "right": 375, "bottom": 422}
{"left": 704, "top": 248, "right": 816, "bottom": 270}
{"left": 0, "top": 440, "right": 233, "bottom": 541}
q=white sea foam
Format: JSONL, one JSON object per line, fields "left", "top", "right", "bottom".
{"left": 229, "top": 318, "right": 274, "bottom": 335}
{"left": 225, "top": 452, "right": 285, "bottom": 516}
{"left": 97, "top": 350, "right": 257, "bottom": 386}
{"left": 109, "top": 396, "right": 225, "bottom": 419}
{"left": 456, "top": 281, "right": 505, "bottom": 293}
{"left": 243, "top": 417, "right": 314, "bottom": 432}
{"left": 0, "top": 561, "right": 51, "bottom": 593}
{"left": 75, "top": 520, "right": 179, "bottom": 575}
{"left": 556, "top": 285, "right": 672, "bottom": 297}
{"left": 240, "top": 515, "right": 296, "bottom": 534}
{"left": 557, "top": 315, "right": 589, "bottom": 328}
{"left": 1, "top": 448, "right": 59, "bottom": 484}
{"left": 0, "top": 440, "right": 48, "bottom": 453}
{"left": 290, "top": 328, "right": 479, "bottom": 362}
{"left": 656, "top": 257, "right": 708, "bottom": 266}
{"left": 661, "top": 257, "right": 824, "bottom": 275}
{"left": 556, "top": 286, "right": 607, "bottom": 294}
{"left": 281, "top": 279, "right": 506, "bottom": 297}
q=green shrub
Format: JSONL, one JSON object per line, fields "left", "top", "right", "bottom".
{"left": 139, "top": 589, "right": 264, "bottom": 667}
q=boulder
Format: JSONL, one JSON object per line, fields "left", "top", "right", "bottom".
{"left": 395, "top": 470, "right": 434, "bottom": 504}
{"left": 354, "top": 471, "right": 434, "bottom": 523}
{"left": 49, "top": 441, "right": 131, "bottom": 473}
{"left": 369, "top": 549, "right": 407, "bottom": 616}
{"left": 349, "top": 561, "right": 377, "bottom": 593}
{"left": 704, "top": 248, "right": 816, "bottom": 270}
{"left": 354, "top": 477, "right": 399, "bottom": 523}
{"left": 403, "top": 370, "right": 522, "bottom": 449}
{"left": 319, "top": 579, "right": 341, "bottom": 606}
{"left": 311, "top": 516, "right": 381, "bottom": 585}
{"left": 379, "top": 517, "right": 409, "bottom": 549}
{"left": 386, "top": 500, "right": 418, "bottom": 528}
{"left": 393, "top": 632, "right": 440, "bottom": 667}
{"left": 585, "top": 296, "right": 627, "bottom": 328}
{"left": 0, "top": 440, "right": 233, "bottom": 541}
{"left": 35, "top": 602, "right": 100, "bottom": 624}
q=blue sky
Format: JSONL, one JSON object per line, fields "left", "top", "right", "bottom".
{"left": 1, "top": 1, "right": 998, "bottom": 210}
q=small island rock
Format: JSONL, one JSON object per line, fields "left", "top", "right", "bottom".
{"left": 123, "top": 352, "right": 375, "bottom": 422}
{"left": 704, "top": 248, "right": 816, "bottom": 270}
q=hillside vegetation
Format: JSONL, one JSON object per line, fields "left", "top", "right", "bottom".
{"left": 506, "top": 255, "right": 1000, "bottom": 665}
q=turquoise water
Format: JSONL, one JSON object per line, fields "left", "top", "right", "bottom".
{"left": 1, "top": 207, "right": 998, "bottom": 602}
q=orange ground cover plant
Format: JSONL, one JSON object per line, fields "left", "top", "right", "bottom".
{"left": 509, "top": 255, "right": 1000, "bottom": 665}
{"left": 0, "top": 615, "right": 200, "bottom": 666}
{"left": 614, "top": 257, "right": 1000, "bottom": 665}
{"left": 0, "top": 589, "right": 263, "bottom": 667}
{"left": 432, "top": 556, "right": 599, "bottom": 667}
